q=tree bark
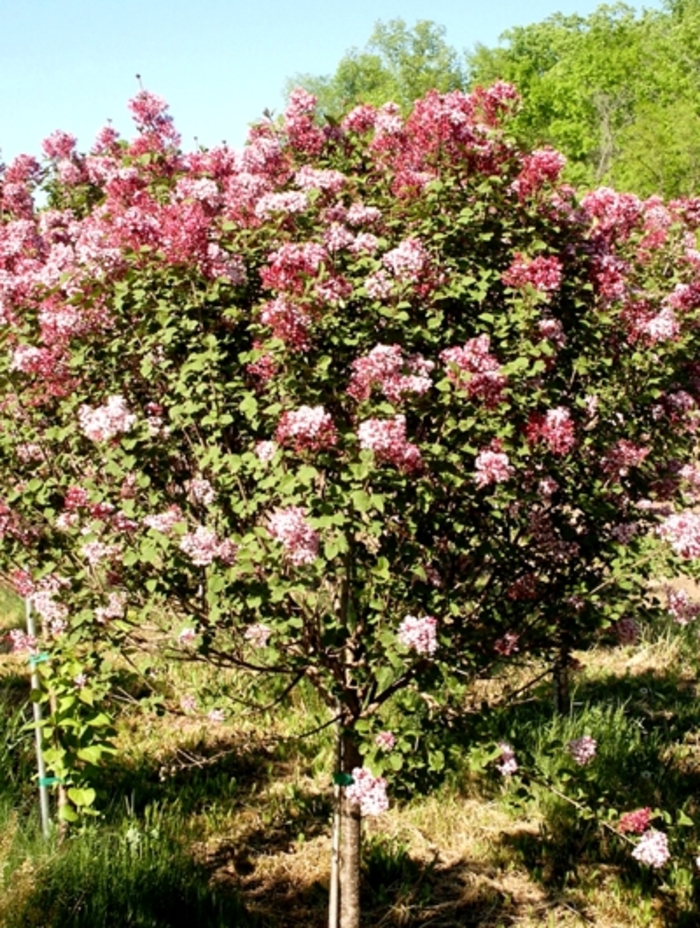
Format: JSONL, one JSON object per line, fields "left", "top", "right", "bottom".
{"left": 552, "top": 645, "right": 571, "bottom": 715}
{"left": 337, "top": 726, "right": 362, "bottom": 928}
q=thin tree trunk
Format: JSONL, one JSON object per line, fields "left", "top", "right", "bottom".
{"left": 339, "top": 728, "right": 362, "bottom": 928}
{"left": 552, "top": 644, "right": 571, "bottom": 715}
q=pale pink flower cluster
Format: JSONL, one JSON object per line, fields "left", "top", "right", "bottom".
{"left": 8, "top": 628, "right": 38, "bottom": 654}
{"left": 538, "top": 317, "right": 567, "bottom": 348}
{"left": 658, "top": 511, "right": 700, "bottom": 559}
{"left": 30, "top": 576, "right": 70, "bottom": 630}
{"left": 180, "top": 526, "right": 237, "bottom": 566}
{"left": 345, "top": 767, "right": 389, "bottom": 817}
{"left": 382, "top": 238, "right": 430, "bottom": 282}
{"left": 323, "top": 223, "right": 355, "bottom": 253}
{"left": 502, "top": 253, "right": 563, "bottom": 294}
{"left": 294, "top": 166, "right": 346, "bottom": 193}
{"left": 267, "top": 506, "right": 319, "bottom": 565}
{"left": 397, "top": 614, "right": 438, "bottom": 655}
{"left": 254, "top": 190, "right": 308, "bottom": 219}
{"left": 173, "top": 176, "right": 220, "bottom": 207}
{"left": 637, "top": 307, "right": 679, "bottom": 344}
{"left": 186, "top": 478, "right": 216, "bottom": 505}
{"left": 666, "top": 588, "right": 700, "bottom": 625}
{"left": 78, "top": 395, "right": 136, "bottom": 442}
{"left": 180, "top": 694, "right": 197, "bottom": 713}
{"left": 178, "top": 627, "right": 196, "bottom": 645}
{"left": 364, "top": 269, "right": 394, "bottom": 300}
{"left": 275, "top": 405, "right": 338, "bottom": 452}
{"left": 374, "top": 730, "right": 397, "bottom": 751}
{"left": 94, "top": 591, "right": 126, "bottom": 623}
{"left": 496, "top": 742, "right": 518, "bottom": 776}
{"left": 567, "top": 735, "right": 597, "bottom": 766}
{"left": 80, "top": 540, "right": 120, "bottom": 566}
{"left": 357, "top": 416, "right": 423, "bottom": 473}
{"left": 347, "top": 344, "right": 434, "bottom": 404}
{"left": 474, "top": 448, "right": 513, "bottom": 488}
{"left": 440, "top": 335, "right": 506, "bottom": 406}
{"left": 143, "top": 505, "right": 183, "bottom": 534}
{"left": 254, "top": 440, "right": 277, "bottom": 463}
{"left": 345, "top": 203, "right": 382, "bottom": 226}
{"left": 526, "top": 407, "right": 576, "bottom": 455}
{"left": 244, "top": 623, "right": 272, "bottom": 647}
{"left": 208, "top": 708, "right": 226, "bottom": 723}
{"left": 632, "top": 830, "right": 670, "bottom": 868}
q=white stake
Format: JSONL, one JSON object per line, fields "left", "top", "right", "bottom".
{"left": 26, "top": 599, "right": 50, "bottom": 838}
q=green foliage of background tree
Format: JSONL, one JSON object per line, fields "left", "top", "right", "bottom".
{"left": 467, "top": 0, "right": 700, "bottom": 197}
{"left": 285, "top": 18, "right": 467, "bottom": 117}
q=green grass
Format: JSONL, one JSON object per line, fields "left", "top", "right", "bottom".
{"left": 2, "top": 617, "right": 700, "bottom": 926}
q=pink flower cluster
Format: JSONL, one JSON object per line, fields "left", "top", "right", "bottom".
{"left": 266, "top": 506, "right": 319, "bottom": 565}
{"left": 440, "top": 335, "right": 507, "bottom": 406}
{"left": 143, "top": 505, "right": 183, "bottom": 534}
{"left": 474, "top": 446, "right": 513, "bottom": 488}
{"left": 179, "top": 526, "right": 237, "bottom": 566}
{"left": 618, "top": 807, "right": 652, "bottom": 835}
{"left": 632, "top": 830, "right": 670, "bottom": 868}
{"left": 526, "top": 407, "right": 576, "bottom": 455}
{"left": 658, "top": 511, "right": 700, "bottom": 559}
{"left": 567, "top": 735, "right": 597, "bottom": 766}
{"left": 502, "top": 253, "right": 563, "bottom": 295}
{"left": 78, "top": 395, "right": 136, "bottom": 442}
{"left": 345, "top": 767, "right": 389, "bottom": 817}
{"left": 374, "top": 730, "right": 397, "bottom": 751}
{"left": 397, "top": 614, "right": 438, "bottom": 655}
{"left": 357, "top": 415, "right": 422, "bottom": 473}
{"left": 348, "top": 344, "right": 434, "bottom": 404}
{"left": 601, "top": 440, "right": 650, "bottom": 478}
{"left": 666, "top": 588, "right": 700, "bottom": 625}
{"left": 512, "top": 147, "right": 566, "bottom": 198}
{"left": 94, "top": 591, "right": 126, "bottom": 623}
{"left": 244, "top": 623, "right": 272, "bottom": 647}
{"left": 494, "top": 632, "right": 520, "bottom": 656}
{"left": 496, "top": 742, "right": 518, "bottom": 776}
{"left": 261, "top": 242, "right": 327, "bottom": 294}
{"left": 275, "top": 405, "right": 338, "bottom": 452}
{"left": 382, "top": 238, "right": 431, "bottom": 283}
{"left": 8, "top": 628, "right": 38, "bottom": 654}
{"left": 187, "top": 478, "right": 216, "bottom": 505}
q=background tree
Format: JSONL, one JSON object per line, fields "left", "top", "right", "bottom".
{"left": 285, "top": 18, "right": 467, "bottom": 117}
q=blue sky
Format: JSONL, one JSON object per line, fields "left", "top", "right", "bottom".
{"left": 1, "top": 0, "right": 660, "bottom": 163}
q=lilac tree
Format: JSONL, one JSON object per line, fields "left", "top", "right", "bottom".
{"left": 2, "top": 84, "right": 700, "bottom": 925}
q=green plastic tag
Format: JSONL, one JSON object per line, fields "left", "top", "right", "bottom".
{"left": 333, "top": 772, "right": 354, "bottom": 786}
{"left": 28, "top": 653, "right": 50, "bottom": 665}
{"left": 38, "top": 776, "right": 63, "bottom": 787}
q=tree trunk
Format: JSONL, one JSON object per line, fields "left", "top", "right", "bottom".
{"left": 552, "top": 645, "right": 571, "bottom": 715}
{"left": 338, "top": 727, "right": 362, "bottom": 928}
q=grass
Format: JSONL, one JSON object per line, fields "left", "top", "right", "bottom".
{"left": 2, "top": 599, "right": 700, "bottom": 926}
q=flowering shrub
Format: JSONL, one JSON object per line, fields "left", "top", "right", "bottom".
{"left": 1, "top": 83, "right": 700, "bottom": 851}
